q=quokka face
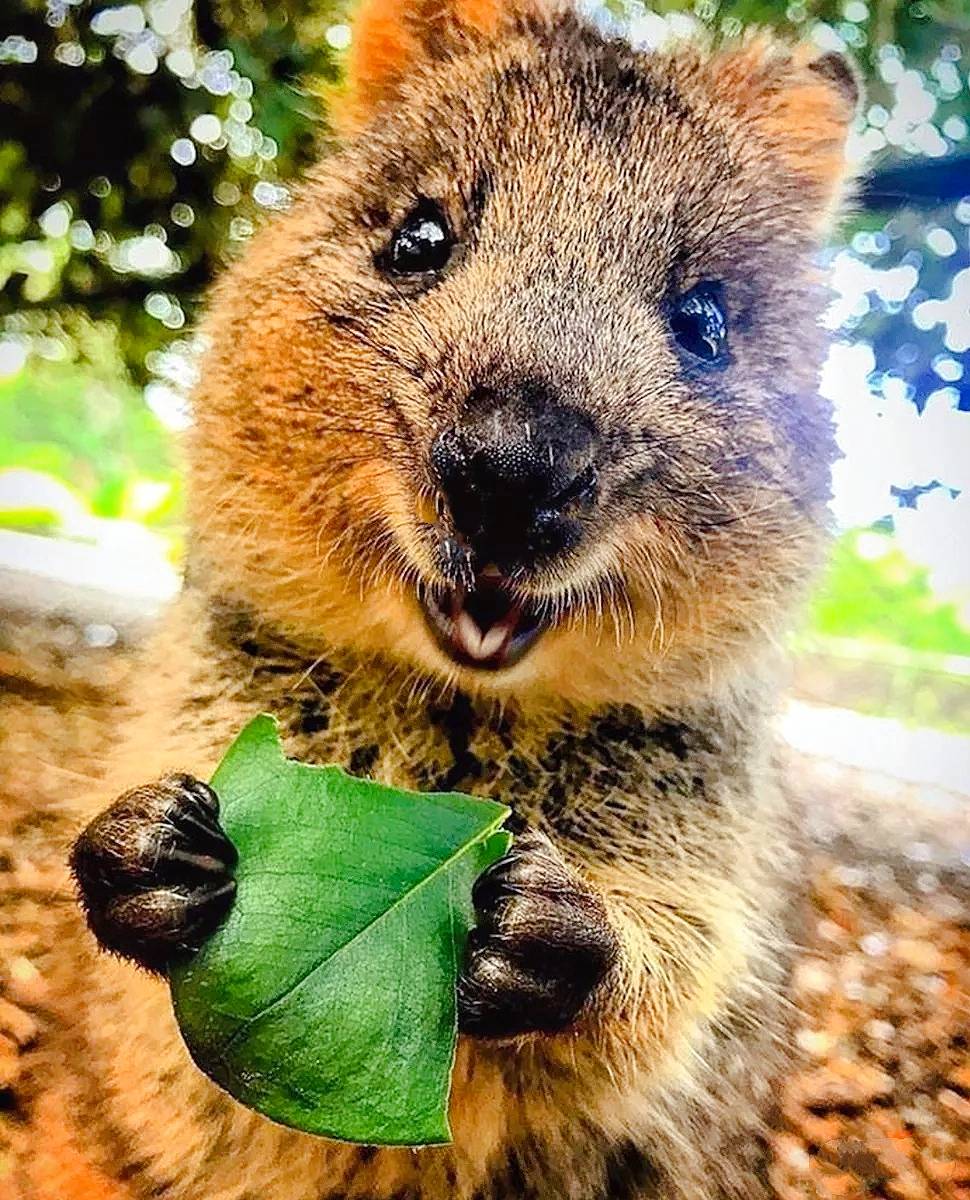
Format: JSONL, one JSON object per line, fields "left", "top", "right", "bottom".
{"left": 190, "top": 1, "right": 859, "bottom": 705}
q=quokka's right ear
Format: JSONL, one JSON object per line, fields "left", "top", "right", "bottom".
{"left": 339, "top": 0, "right": 551, "bottom": 122}
{"left": 711, "top": 36, "right": 862, "bottom": 220}
{"left": 802, "top": 47, "right": 862, "bottom": 116}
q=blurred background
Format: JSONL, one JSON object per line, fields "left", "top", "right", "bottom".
{"left": 4, "top": 15, "right": 968, "bottom": 1191}
{"left": 1, "top": 0, "right": 969, "bottom": 740}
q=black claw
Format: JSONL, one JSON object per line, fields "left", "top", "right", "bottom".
{"left": 471, "top": 858, "right": 511, "bottom": 912}
{"left": 163, "top": 846, "right": 235, "bottom": 877}
{"left": 173, "top": 774, "right": 220, "bottom": 813}
{"left": 167, "top": 800, "right": 238, "bottom": 867}
{"left": 471, "top": 835, "right": 578, "bottom": 913}
{"left": 466, "top": 924, "right": 489, "bottom": 952}
{"left": 177, "top": 880, "right": 238, "bottom": 948}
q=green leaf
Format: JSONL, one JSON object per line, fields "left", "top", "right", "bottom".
{"left": 170, "top": 715, "right": 511, "bottom": 1146}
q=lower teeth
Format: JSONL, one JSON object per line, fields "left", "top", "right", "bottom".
{"left": 455, "top": 610, "right": 509, "bottom": 660}
{"left": 423, "top": 583, "right": 542, "bottom": 666}
{"left": 477, "top": 624, "right": 510, "bottom": 659}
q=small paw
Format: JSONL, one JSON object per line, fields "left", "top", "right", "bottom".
{"left": 458, "top": 829, "right": 619, "bottom": 1038}
{"left": 71, "top": 774, "right": 237, "bottom": 973}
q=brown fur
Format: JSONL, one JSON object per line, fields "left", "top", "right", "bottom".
{"left": 35, "top": 2, "right": 858, "bottom": 1197}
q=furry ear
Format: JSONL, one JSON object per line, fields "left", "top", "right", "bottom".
{"left": 804, "top": 48, "right": 861, "bottom": 113}
{"left": 343, "top": 0, "right": 537, "bottom": 117}
{"left": 715, "top": 38, "right": 861, "bottom": 204}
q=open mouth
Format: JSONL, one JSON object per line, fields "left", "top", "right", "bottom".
{"left": 419, "top": 574, "right": 549, "bottom": 671}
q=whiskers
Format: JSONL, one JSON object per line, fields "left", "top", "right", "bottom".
{"left": 305, "top": 303, "right": 431, "bottom": 384}
{"left": 615, "top": 425, "right": 826, "bottom": 536}
{"left": 304, "top": 281, "right": 448, "bottom": 400}
{"left": 299, "top": 295, "right": 451, "bottom": 466}
{"left": 515, "top": 562, "right": 643, "bottom": 654}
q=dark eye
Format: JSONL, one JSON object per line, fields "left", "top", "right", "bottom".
{"left": 669, "top": 283, "right": 728, "bottom": 363}
{"left": 380, "top": 201, "right": 452, "bottom": 276}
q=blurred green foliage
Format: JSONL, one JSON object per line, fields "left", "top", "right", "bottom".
{"left": 0, "top": 333, "right": 178, "bottom": 531}
{"left": 2, "top": 0, "right": 341, "bottom": 378}
{"left": 811, "top": 528, "right": 970, "bottom": 656}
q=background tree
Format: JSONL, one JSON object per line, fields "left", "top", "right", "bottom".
{"left": 1, "top": 0, "right": 341, "bottom": 374}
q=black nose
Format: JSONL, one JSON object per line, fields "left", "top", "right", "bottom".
{"left": 430, "top": 386, "right": 598, "bottom": 568}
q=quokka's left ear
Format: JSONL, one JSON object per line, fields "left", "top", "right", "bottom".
{"left": 714, "top": 37, "right": 862, "bottom": 209}
{"left": 341, "top": 0, "right": 552, "bottom": 122}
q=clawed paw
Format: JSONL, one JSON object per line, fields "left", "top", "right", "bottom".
{"left": 458, "top": 829, "right": 619, "bottom": 1037}
{"left": 71, "top": 774, "right": 237, "bottom": 973}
